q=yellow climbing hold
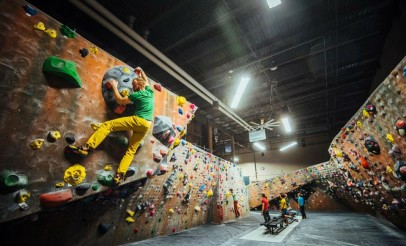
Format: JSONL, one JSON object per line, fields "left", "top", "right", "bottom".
{"left": 104, "top": 165, "right": 112, "bottom": 171}
{"left": 16, "top": 189, "right": 31, "bottom": 203}
{"left": 29, "top": 139, "right": 45, "bottom": 150}
{"left": 64, "top": 164, "right": 86, "bottom": 186}
{"left": 177, "top": 96, "right": 186, "bottom": 107}
{"left": 48, "top": 131, "right": 61, "bottom": 141}
{"left": 34, "top": 22, "right": 46, "bottom": 31}
{"left": 386, "top": 134, "right": 395, "bottom": 144}
{"left": 334, "top": 148, "right": 343, "bottom": 157}
{"left": 362, "top": 109, "right": 370, "bottom": 118}
{"left": 225, "top": 191, "right": 230, "bottom": 198}
{"left": 55, "top": 182, "right": 65, "bottom": 188}
{"left": 356, "top": 121, "right": 362, "bottom": 128}
{"left": 173, "top": 138, "right": 180, "bottom": 147}
{"left": 122, "top": 67, "right": 131, "bottom": 74}
{"left": 126, "top": 217, "right": 135, "bottom": 223}
{"left": 89, "top": 46, "right": 98, "bottom": 54}
{"left": 91, "top": 123, "right": 102, "bottom": 131}
{"left": 168, "top": 208, "right": 175, "bottom": 215}
{"left": 180, "top": 128, "right": 186, "bottom": 138}
{"left": 179, "top": 172, "right": 184, "bottom": 180}
{"left": 207, "top": 189, "right": 213, "bottom": 198}
{"left": 127, "top": 209, "right": 135, "bottom": 217}
{"left": 386, "top": 165, "right": 393, "bottom": 173}
{"left": 121, "top": 89, "right": 130, "bottom": 97}
{"left": 44, "top": 29, "right": 57, "bottom": 38}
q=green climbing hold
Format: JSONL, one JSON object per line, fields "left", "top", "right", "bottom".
{"left": 0, "top": 170, "right": 28, "bottom": 193}
{"left": 111, "top": 134, "right": 129, "bottom": 147}
{"left": 97, "top": 171, "right": 114, "bottom": 186}
{"left": 60, "top": 24, "right": 77, "bottom": 38}
{"left": 42, "top": 56, "right": 82, "bottom": 88}
{"left": 92, "top": 184, "right": 99, "bottom": 191}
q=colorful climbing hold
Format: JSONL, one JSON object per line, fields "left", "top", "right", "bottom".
{"left": 60, "top": 24, "right": 76, "bottom": 38}
{"left": 177, "top": 96, "right": 186, "bottom": 107}
{"left": 0, "top": 170, "right": 28, "bottom": 192}
{"left": 127, "top": 209, "right": 135, "bottom": 217}
{"left": 89, "top": 46, "right": 98, "bottom": 54}
{"left": 146, "top": 169, "right": 154, "bottom": 178}
{"left": 79, "top": 48, "right": 89, "bottom": 57}
{"left": 23, "top": 4, "right": 38, "bottom": 16}
{"left": 29, "top": 139, "right": 45, "bottom": 150}
{"left": 44, "top": 29, "right": 57, "bottom": 38}
{"left": 34, "top": 22, "right": 46, "bottom": 31}
{"left": 16, "top": 189, "right": 31, "bottom": 203}
{"left": 64, "top": 164, "right": 86, "bottom": 186}
{"left": 42, "top": 56, "right": 82, "bottom": 87}
{"left": 153, "top": 83, "right": 162, "bottom": 92}
{"left": 47, "top": 131, "right": 61, "bottom": 142}
{"left": 126, "top": 217, "right": 135, "bottom": 223}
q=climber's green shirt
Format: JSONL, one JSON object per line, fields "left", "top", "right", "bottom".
{"left": 128, "top": 86, "right": 154, "bottom": 121}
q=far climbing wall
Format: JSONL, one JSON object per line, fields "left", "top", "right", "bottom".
{"left": 248, "top": 161, "right": 338, "bottom": 208}
{"left": 327, "top": 56, "right": 406, "bottom": 229}
{"left": 0, "top": 0, "right": 196, "bottom": 223}
{"left": 248, "top": 56, "right": 406, "bottom": 230}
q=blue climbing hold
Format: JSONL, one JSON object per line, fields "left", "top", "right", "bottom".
{"left": 23, "top": 4, "right": 38, "bottom": 16}
{"left": 178, "top": 108, "right": 183, "bottom": 115}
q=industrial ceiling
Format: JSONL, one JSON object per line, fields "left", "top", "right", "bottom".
{"left": 29, "top": 0, "right": 402, "bottom": 154}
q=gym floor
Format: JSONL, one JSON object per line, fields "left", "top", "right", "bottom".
{"left": 122, "top": 211, "right": 406, "bottom": 246}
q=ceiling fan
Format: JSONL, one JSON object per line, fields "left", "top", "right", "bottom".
{"left": 250, "top": 117, "right": 280, "bottom": 131}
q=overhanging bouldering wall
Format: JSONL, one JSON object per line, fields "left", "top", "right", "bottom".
{"left": 327, "top": 56, "right": 406, "bottom": 229}
{"left": 0, "top": 0, "right": 196, "bottom": 223}
{"left": 248, "top": 161, "right": 338, "bottom": 209}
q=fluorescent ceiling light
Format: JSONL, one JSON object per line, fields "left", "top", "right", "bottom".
{"left": 254, "top": 142, "right": 266, "bottom": 151}
{"left": 231, "top": 77, "right": 250, "bottom": 109}
{"left": 280, "top": 141, "right": 297, "bottom": 151}
{"left": 267, "top": 0, "right": 281, "bottom": 8}
{"left": 281, "top": 117, "right": 292, "bottom": 133}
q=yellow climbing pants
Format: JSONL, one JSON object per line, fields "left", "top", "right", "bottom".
{"left": 86, "top": 116, "right": 151, "bottom": 174}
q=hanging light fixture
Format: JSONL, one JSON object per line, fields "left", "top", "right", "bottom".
{"left": 270, "top": 59, "right": 278, "bottom": 71}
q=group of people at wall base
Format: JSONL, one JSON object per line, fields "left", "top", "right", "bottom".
{"left": 261, "top": 192, "right": 307, "bottom": 226}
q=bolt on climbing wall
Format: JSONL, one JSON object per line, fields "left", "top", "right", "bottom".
{"left": 248, "top": 161, "right": 339, "bottom": 209}
{"left": 0, "top": 0, "right": 196, "bottom": 223}
{"left": 327, "top": 56, "right": 406, "bottom": 229}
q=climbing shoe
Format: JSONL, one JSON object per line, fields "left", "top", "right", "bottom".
{"left": 67, "top": 145, "right": 90, "bottom": 157}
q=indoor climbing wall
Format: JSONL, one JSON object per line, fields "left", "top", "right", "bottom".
{"left": 0, "top": 0, "right": 196, "bottom": 223}
{"left": 93, "top": 142, "right": 249, "bottom": 244}
{"left": 213, "top": 158, "right": 250, "bottom": 223}
{"left": 248, "top": 161, "right": 339, "bottom": 208}
{"left": 327, "top": 56, "right": 406, "bottom": 229}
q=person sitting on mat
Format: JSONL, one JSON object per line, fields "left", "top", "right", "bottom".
{"left": 69, "top": 67, "right": 154, "bottom": 184}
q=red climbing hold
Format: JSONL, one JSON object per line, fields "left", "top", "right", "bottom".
{"left": 360, "top": 156, "right": 370, "bottom": 169}
{"left": 154, "top": 83, "right": 162, "bottom": 92}
{"left": 39, "top": 189, "right": 73, "bottom": 207}
{"left": 146, "top": 169, "right": 154, "bottom": 178}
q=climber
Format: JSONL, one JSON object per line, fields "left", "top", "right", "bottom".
{"left": 68, "top": 67, "right": 154, "bottom": 184}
